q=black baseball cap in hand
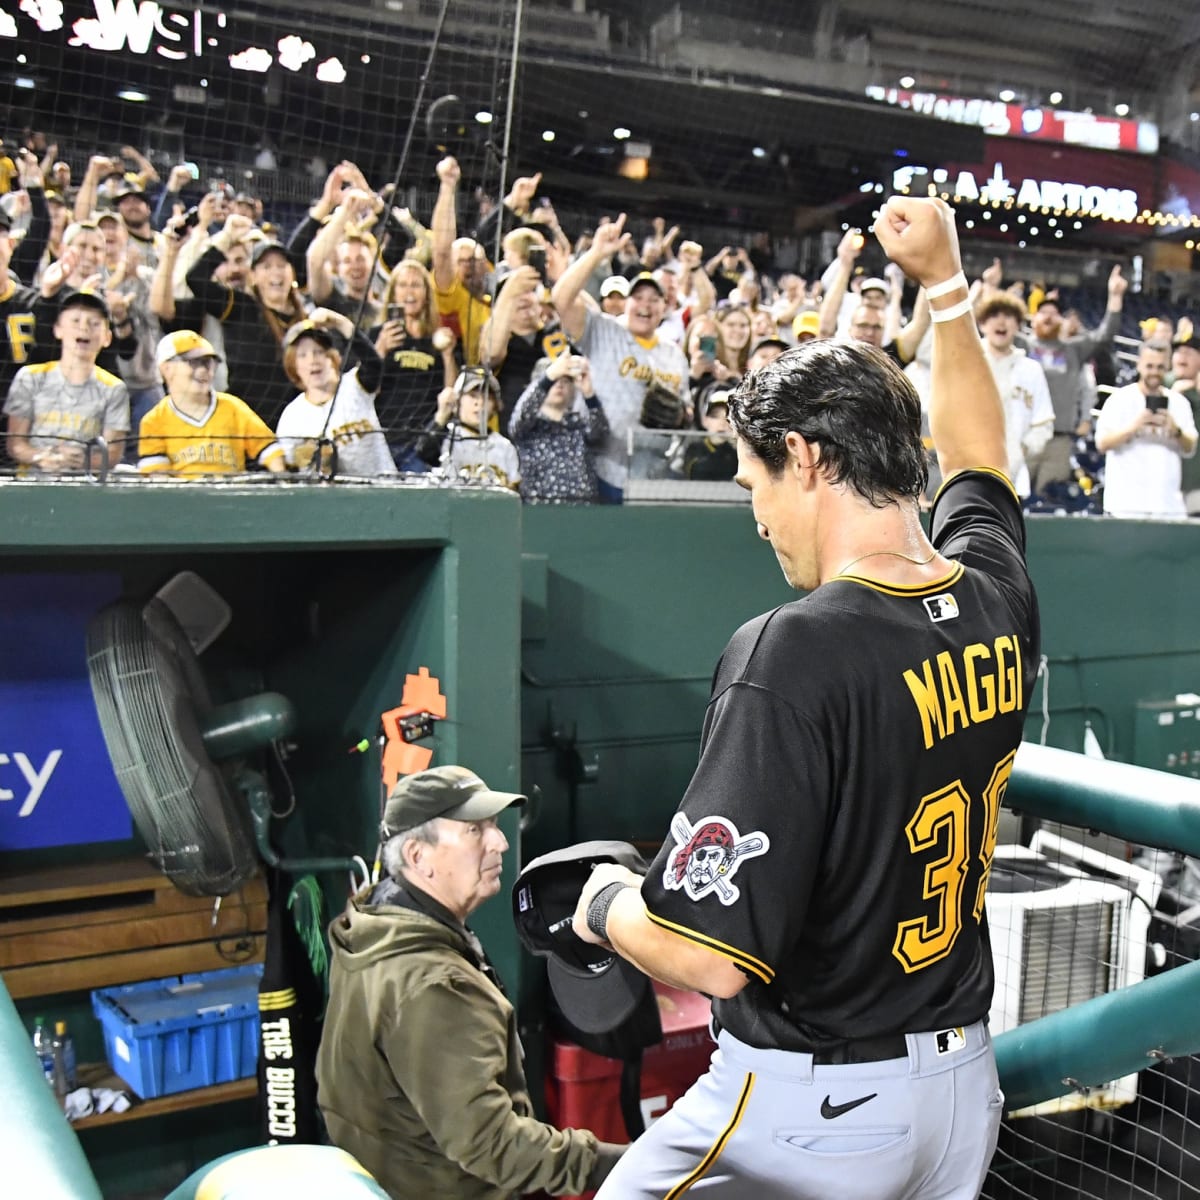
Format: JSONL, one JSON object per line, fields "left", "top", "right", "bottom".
{"left": 513, "top": 840, "right": 650, "bottom": 1034}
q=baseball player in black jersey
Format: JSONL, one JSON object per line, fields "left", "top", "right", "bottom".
{"left": 572, "top": 197, "right": 1039, "bottom": 1199}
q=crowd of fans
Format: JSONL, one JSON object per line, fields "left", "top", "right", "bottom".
{"left": 2, "top": 132, "right": 1198, "bottom": 515}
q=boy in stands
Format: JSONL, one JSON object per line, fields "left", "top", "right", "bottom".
{"left": 276, "top": 315, "right": 395, "bottom": 477}
{"left": 138, "top": 330, "right": 285, "bottom": 476}
{"left": 4, "top": 290, "right": 129, "bottom": 472}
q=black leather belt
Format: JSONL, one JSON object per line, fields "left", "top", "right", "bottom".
{"left": 811, "top": 1034, "right": 908, "bottom": 1065}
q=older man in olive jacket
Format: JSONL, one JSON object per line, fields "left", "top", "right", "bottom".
{"left": 316, "top": 765, "right": 623, "bottom": 1199}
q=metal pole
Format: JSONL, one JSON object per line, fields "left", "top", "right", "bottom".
{"left": 1008, "top": 742, "right": 1200, "bottom": 859}
{"left": 491, "top": 0, "right": 525, "bottom": 271}
{"left": 995, "top": 959, "right": 1200, "bottom": 1110}
{"left": 481, "top": 0, "right": 525, "bottom": 485}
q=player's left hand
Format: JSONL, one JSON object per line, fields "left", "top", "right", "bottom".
{"left": 572, "top": 863, "right": 644, "bottom": 945}
{"left": 873, "top": 196, "right": 962, "bottom": 292}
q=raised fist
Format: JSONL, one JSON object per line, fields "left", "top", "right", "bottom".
{"left": 872, "top": 197, "right": 962, "bottom": 291}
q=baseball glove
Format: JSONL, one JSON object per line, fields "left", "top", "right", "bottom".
{"left": 640, "top": 381, "right": 685, "bottom": 430}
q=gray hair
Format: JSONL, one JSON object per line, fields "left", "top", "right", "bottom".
{"left": 382, "top": 817, "right": 442, "bottom": 880}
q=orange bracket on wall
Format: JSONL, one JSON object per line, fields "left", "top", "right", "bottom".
{"left": 381, "top": 667, "right": 448, "bottom": 791}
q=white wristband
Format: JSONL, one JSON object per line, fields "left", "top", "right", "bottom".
{"left": 925, "top": 271, "right": 969, "bottom": 300}
{"left": 930, "top": 297, "right": 976, "bottom": 324}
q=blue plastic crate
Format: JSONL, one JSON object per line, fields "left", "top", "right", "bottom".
{"left": 91, "top": 963, "right": 263, "bottom": 1099}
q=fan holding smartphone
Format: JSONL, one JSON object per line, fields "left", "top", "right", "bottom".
{"left": 1094, "top": 340, "right": 1198, "bottom": 517}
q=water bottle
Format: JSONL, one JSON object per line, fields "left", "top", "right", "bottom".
{"left": 32, "top": 1016, "right": 54, "bottom": 1087}
{"left": 51, "top": 1020, "right": 77, "bottom": 1097}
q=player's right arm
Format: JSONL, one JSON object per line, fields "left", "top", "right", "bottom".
{"left": 875, "top": 197, "right": 1007, "bottom": 483}
{"left": 573, "top": 865, "right": 750, "bottom": 999}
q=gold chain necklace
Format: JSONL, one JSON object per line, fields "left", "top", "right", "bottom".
{"left": 836, "top": 548, "right": 937, "bottom": 577}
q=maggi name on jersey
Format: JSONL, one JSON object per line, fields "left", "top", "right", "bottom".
{"left": 903, "top": 635, "right": 1023, "bottom": 750}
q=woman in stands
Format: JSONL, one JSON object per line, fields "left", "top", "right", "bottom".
{"left": 368, "top": 258, "right": 459, "bottom": 471}
{"left": 715, "top": 304, "right": 752, "bottom": 376}
{"left": 185, "top": 214, "right": 309, "bottom": 429}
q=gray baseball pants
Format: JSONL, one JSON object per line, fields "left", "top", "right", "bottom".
{"left": 594, "top": 1020, "right": 1002, "bottom": 1199}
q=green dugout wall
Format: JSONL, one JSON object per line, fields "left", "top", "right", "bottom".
{"left": 1, "top": 484, "right": 1199, "bottom": 1194}
{"left": 519, "top": 507, "right": 1200, "bottom": 855}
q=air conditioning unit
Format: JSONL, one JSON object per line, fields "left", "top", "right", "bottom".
{"left": 985, "top": 835, "right": 1160, "bottom": 1117}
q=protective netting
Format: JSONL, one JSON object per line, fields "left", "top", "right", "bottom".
{"left": 5, "top": 1, "right": 1200, "bottom": 1193}
{"left": 983, "top": 823, "right": 1200, "bottom": 1200}
{"left": 5, "top": 0, "right": 1194, "bottom": 506}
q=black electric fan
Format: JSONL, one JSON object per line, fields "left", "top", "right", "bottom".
{"left": 85, "top": 575, "right": 358, "bottom": 897}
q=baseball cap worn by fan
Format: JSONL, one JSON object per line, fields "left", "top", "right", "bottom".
{"left": 60, "top": 290, "right": 111, "bottom": 322}
{"left": 454, "top": 369, "right": 501, "bottom": 398}
{"left": 599, "top": 275, "right": 630, "bottom": 299}
{"left": 250, "top": 239, "right": 289, "bottom": 268}
{"left": 513, "top": 840, "right": 651, "bottom": 1035}
{"left": 793, "top": 310, "right": 821, "bottom": 340}
{"left": 156, "top": 329, "right": 219, "bottom": 367}
{"left": 282, "top": 320, "right": 336, "bottom": 354}
{"left": 860, "top": 277, "right": 891, "bottom": 297}
{"left": 749, "top": 336, "right": 791, "bottom": 358}
{"left": 700, "top": 385, "right": 733, "bottom": 420}
{"left": 380, "top": 765, "right": 524, "bottom": 838}
{"left": 114, "top": 181, "right": 151, "bottom": 205}
{"left": 629, "top": 272, "right": 664, "bottom": 298}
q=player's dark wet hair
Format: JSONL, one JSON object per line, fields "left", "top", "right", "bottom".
{"left": 726, "top": 340, "right": 929, "bottom": 507}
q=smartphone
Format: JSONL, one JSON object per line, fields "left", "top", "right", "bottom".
{"left": 527, "top": 247, "right": 548, "bottom": 283}
{"left": 184, "top": 161, "right": 200, "bottom": 180}
{"left": 386, "top": 304, "right": 405, "bottom": 324}
{"left": 1146, "top": 393, "right": 1168, "bottom": 413}
{"left": 181, "top": 206, "right": 201, "bottom": 231}
{"left": 698, "top": 335, "right": 718, "bottom": 357}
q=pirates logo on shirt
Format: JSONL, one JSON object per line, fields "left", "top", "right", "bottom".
{"left": 663, "top": 813, "right": 769, "bottom": 905}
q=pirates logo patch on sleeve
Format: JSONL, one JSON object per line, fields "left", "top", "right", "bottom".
{"left": 663, "top": 812, "right": 769, "bottom": 905}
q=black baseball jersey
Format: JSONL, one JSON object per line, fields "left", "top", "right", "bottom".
{"left": 642, "top": 469, "right": 1039, "bottom": 1053}
{"left": 368, "top": 328, "right": 445, "bottom": 455}
{"left": 495, "top": 321, "right": 571, "bottom": 434}
{"left": 0, "top": 279, "right": 40, "bottom": 400}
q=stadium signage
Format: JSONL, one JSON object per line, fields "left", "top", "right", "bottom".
{"left": 4, "top": 0, "right": 348, "bottom": 82}
{"left": 892, "top": 161, "right": 1141, "bottom": 221}
{"left": 867, "top": 87, "right": 1158, "bottom": 156}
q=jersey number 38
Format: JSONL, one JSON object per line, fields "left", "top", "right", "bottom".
{"left": 892, "top": 750, "right": 1016, "bottom": 974}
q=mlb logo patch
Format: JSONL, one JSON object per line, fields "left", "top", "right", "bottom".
{"left": 924, "top": 594, "right": 959, "bottom": 623}
{"left": 936, "top": 1027, "right": 966, "bottom": 1055}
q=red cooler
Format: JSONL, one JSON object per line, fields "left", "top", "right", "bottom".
{"left": 545, "top": 983, "right": 714, "bottom": 1200}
